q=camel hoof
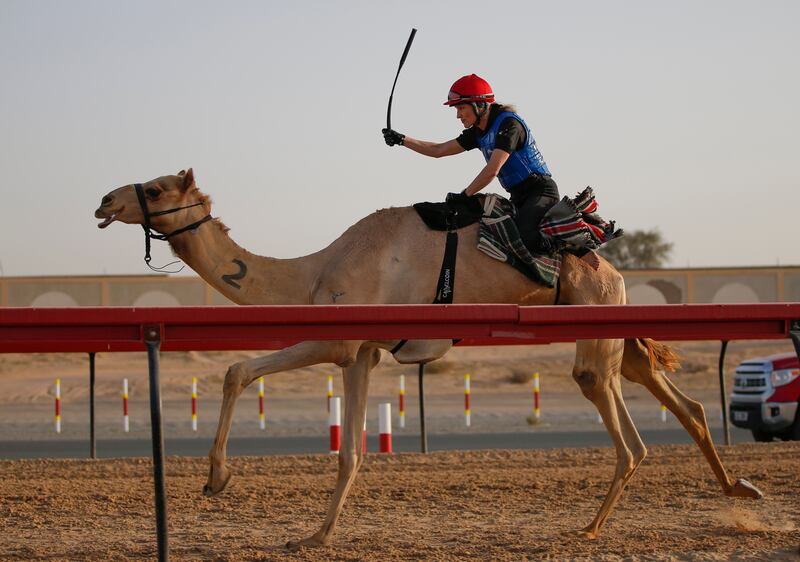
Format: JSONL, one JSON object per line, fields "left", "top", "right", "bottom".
{"left": 729, "top": 478, "right": 763, "bottom": 499}
{"left": 203, "top": 465, "right": 232, "bottom": 497}
{"left": 286, "top": 536, "right": 327, "bottom": 551}
{"left": 563, "top": 528, "right": 599, "bottom": 540}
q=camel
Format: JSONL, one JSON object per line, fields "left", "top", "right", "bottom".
{"left": 94, "top": 169, "right": 763, "bottom": 548}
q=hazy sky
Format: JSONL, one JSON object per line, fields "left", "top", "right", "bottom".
{"left": 1, "top": 0, "right": 798, "bottom": 276}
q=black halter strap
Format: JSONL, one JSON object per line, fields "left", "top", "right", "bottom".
{"left": 134, "top": 183, "right": 213, "bottom": 273}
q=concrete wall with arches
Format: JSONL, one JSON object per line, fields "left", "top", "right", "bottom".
{"left": 1, "top": 266, "right": 799, "bottom": 307}
{"left": 0, "top": 275, "right": 232, "bottom": 307}
{"left": 623, "top": 266, "right": 800, "bottom": 304}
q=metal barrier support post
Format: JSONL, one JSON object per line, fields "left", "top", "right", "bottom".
{"left": 790, "top": 320, "right": 800, "bottom": 362}
{"left": 718, "top": 341, "right": 731, "bottom": 446}
{"left": 143, "top": 325, "right": 169, "bottom": 562}
{"left": 89, "top": 352, "right": 96, "bottom": 459}
{"left": 418, "top": 363, "right": 427, "bottom": 453}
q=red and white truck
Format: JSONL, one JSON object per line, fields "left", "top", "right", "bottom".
{"left": 729, "top": 351, "right": 800, "bottom": 442}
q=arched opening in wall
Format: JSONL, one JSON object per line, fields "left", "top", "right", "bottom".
{"left": 626, "top": 284, "right": 667, "bottom": 305}
{"left": 646, "top": 280, "right": 683, "bottom": 303}
{"left": 786, "top": 278, "right": 800, "bottom": 302}
{"left": 133, "top": 290, "right": 182, "bottom": 307}
{"left": 30, "top": 291, "right": 79, "bottom": 307}
{"left": 711, "top": 283, "right": 760, "bottom": 303}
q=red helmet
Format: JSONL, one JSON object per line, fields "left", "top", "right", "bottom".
{"left": 443, "top": 74, "right": 495, "bottom": 106}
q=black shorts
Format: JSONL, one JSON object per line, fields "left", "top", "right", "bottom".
{"left": 508, "top": 175, "right": 559, "bottom": 252}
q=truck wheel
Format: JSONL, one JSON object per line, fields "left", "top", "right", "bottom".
{"left": 751, "top": 429, "right": 774, "bottom": 442}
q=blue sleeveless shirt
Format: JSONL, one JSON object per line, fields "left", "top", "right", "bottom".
{"left": 478, "top": 111, "right": 551, "bottom": 192}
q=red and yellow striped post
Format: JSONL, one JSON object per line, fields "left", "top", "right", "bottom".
{"left": 327, "top": 374, "right": 333, "bottom": 413}
{"left": 122, "top": 378, "right": 129, "bottom": 433}
{"left": 55, "top": 378, "right": 61, "bottom": 434}
{"left": 398, "top": 374, "right": 406, "bottom": 429}
{"left": 191, "top": 377, "right": 198, "bottom": 432}
{"left": 533, "top": 372, "right": 541, "bottom": 422}
{"left": 464, "top": 373, "right": 471, "bottom": 427}
{"left": 258, "top": 376, "right": 266, "bottom": 430}
{"left": 329, "top": 396, "right": 341, "bottom": 455}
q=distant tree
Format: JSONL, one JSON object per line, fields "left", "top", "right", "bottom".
{"left": 599, "top": 229, "right": 673, "bottom": 269}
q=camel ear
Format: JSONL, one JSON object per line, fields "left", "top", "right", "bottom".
{"left": 181, "top": 168, "right": 195, "bottom": 191}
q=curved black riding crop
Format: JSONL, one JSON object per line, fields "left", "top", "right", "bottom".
{"left": 386, "top": 28, "right": 417, "bottom": 130}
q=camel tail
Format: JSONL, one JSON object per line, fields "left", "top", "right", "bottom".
{"left": 639, "top": 337, "right": 681, "bottom": 372}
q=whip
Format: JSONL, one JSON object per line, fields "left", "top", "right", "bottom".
{"left": 386, "top": 28, "right": 417, "bottom": 130}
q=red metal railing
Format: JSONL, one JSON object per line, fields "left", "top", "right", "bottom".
{"left": 1, "top": 303, "right": 799, "bottom": 353}
{"left": 2, "top": 303, "right": 799, "bottom": 562}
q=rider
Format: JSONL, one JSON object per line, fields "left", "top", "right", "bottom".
{"left": 382, "top": 73, "right": 599, "bottom": 268}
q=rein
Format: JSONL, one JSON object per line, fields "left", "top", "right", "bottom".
{"left": 134, "top": 183, "right": 213, "bottom": 273}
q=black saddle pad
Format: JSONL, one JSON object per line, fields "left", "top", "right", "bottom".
{"left": 413, "top": 196, "right": 484, "bottom": 231}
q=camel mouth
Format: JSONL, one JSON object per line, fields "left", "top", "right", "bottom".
{"left": 96, "top": 207, "right": 124, "bottom": 229}
{"left": 97, "top": 212, "right": 118, "bottom": 229}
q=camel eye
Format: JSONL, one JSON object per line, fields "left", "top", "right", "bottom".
{"left": 146, "top": 188, "right": 161, "bottom": 199}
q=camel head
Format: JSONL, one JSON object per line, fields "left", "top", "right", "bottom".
{"left": 95, "top": 168, "right": 210, "bottom": 233}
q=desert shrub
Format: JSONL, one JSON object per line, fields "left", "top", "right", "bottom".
{"left": 508, "top": 368, "right": 533, "bottom": 384}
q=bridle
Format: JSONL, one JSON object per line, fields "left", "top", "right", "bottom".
{"left": 134, "top": 182, "right": 213, "bottom": 273}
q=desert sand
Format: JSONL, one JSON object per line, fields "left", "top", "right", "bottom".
{"left": 0, "top": 444, "right": 798, "bottom": 561}
{"left": 1, "top": 339, "right": 798, "bottom": 560}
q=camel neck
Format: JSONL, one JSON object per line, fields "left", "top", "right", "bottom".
{"left": 167, "top": 218, "right": 316, "bottom": 305}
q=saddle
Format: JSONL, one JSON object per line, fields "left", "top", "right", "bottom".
{"left": 413, "top": 188, "right": 622, "bottom": 288}
{"left": 412, "top": 194, "right": 484, "bottom": 232}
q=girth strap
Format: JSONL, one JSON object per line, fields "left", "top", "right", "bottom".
{"left": 391, "top": 229, "right": 460, "bottom": 355}
{"left": 433, "top": 231, "right": 458, "bottom": 304}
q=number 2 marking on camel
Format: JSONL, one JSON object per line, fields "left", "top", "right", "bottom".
{"left": 222, "top": 259, "right": 247, "bottom": 289}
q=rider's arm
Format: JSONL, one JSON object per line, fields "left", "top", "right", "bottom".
{"left": 464, "top": 149, "right": 510, "bottom": 196}
{"left": 402, "top": 138, "right": 465, "bottom": 158}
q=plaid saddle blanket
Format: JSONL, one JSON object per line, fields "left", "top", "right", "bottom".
{"left": 477, "top": 187, "right": 623, "bottom": 287}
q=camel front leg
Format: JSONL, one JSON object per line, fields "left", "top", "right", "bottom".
{"left": 287, "top": 346, "right": 380, "bottom": 550}
{"left": 203, "top": 340, "right": 361, "bottom": 497}
{"left": 570, "top": 340, "right": 647, "bottom": 540}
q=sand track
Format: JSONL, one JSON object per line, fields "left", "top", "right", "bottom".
{"left": 1, "top": 443, "right": 798, "bottom": 561}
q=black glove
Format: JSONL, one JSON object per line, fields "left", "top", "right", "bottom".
{"left": 382, "top": 128, "right": 405, "bottom": 147}
{"left": 445, "top": 190, "right": 470, "bottom": 206}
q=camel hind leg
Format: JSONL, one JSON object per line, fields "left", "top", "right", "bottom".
{"left": 621, "top": 338, "right": 763, "bottom": 499}
{"left": 559, "top": 256, "right": 652, "bottom": 537}
{"left": 571, "top": 338, "right": 648, "bottom": 539}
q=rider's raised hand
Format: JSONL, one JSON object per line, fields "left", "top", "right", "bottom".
{"left": 382, "top": 128, "right": 405, "bottom": 147}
